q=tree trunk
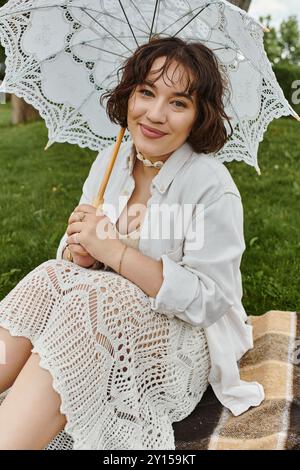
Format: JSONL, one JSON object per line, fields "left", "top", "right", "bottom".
{"left": 227, "top": 0, "right": 252, "bottom": 12}
{"left": 11, "top": 94, "right": 40, "bottom": 124}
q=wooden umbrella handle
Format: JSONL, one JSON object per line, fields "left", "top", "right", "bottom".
{"left": 78, "top": 127, "right": 126, "bottom": 257}
{"left": 92, "top": 127, "right": 126, "bottom": 208}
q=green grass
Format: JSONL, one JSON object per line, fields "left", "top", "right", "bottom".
{"left": 0, "top": 103, "right": 299, "bottom": 315}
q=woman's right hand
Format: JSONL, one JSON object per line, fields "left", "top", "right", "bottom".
{"left": 67, "top": 244, "right": 96, "bottom": 268}
{"left": 66, "top": 210, "right": 97, "bottom": 268}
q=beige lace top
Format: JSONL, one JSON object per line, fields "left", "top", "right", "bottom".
{"left": 116, "top": 225, "right": 141, "bottom": 250}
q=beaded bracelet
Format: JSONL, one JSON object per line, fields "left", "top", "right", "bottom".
{"left": 118, "top": 245, "right": 128, "bottom": 275}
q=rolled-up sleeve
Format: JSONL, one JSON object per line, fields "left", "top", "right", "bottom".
{"left": 149, "top": 192, "right": 246, "bottom": 328}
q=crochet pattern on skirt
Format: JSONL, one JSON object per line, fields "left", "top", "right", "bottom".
{"left": 0, "top": 259, "right": 211, "bottom": 450}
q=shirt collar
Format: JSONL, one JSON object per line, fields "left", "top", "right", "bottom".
{"left": 123, "top": 140, "right": 194, "bottom": 194}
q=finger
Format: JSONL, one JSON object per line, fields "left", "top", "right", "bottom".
{"left": 68, "top": 211, "right": 86, "bottom": 225}
{"left": 67, "top": 232, "right": 81, "bottom": 245}
{"left": 69, "top": 244, "right": 90, "bottom": 256}
{"left": 74, "top": 204, "right": 96, "bottom": 214}
{"left": 68, "top": 212, "right": 77, "bottom": 225}
{"left": 66, "top": 222, "right": 83, "bottom": 236}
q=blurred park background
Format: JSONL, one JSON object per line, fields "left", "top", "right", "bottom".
{"left": 0, "top": 0, "right": 299, "bottom": 315}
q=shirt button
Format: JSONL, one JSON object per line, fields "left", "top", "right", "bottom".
{"left": 160, "top": 185, "right": 165, "bottom": 192}
{"left": 123, "top": 190, "right": 129, "bottom": 196}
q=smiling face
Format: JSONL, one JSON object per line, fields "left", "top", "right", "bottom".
{"left": 127, "top": 56, "right": 198, "bottom": 161}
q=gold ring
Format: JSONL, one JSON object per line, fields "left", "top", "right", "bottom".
{"left": 79, "top": 212, "right": 85, "bottom": 222}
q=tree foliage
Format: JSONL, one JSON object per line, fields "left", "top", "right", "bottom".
{"left": 261, "top": 15, "right": 300, "bottom": 66}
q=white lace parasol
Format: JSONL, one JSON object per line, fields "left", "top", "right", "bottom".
{"left": 0, "top": 0, "right": 299, "bottom": 174}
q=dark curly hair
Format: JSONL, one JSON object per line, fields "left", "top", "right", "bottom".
{"left": 100, "top": 36, "right": 233, "bottom": 154}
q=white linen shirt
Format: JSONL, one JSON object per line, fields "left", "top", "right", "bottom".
{"left": 56, "top": 139, "right": 265, "bottom": 416}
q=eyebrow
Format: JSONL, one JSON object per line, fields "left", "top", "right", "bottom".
{"left": 142, "top": 80, "right": 194, "bottom": 102}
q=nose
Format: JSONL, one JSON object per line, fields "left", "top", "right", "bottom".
{"left": 146, "top": 98, "right": 167, "bottom": 124}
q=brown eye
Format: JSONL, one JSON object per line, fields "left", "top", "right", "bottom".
{"left": 173, "top": 101, "right": 187, "bottom": 108}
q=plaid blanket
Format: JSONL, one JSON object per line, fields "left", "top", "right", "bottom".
{"left": 1, "top": 310, "right": 299, "bottom": 450}
{"left": 174, "top": 310, "right": 300, "bottom": 450}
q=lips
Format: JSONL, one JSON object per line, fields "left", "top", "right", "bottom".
{"left": 139, "top": 123, "right": 167, "bottom": 138}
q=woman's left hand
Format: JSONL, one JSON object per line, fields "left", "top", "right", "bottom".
{"left": 66, "top": 204, "right": 122, "bottom": 266}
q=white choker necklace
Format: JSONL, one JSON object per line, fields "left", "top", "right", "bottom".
{"left": 136, "top": 151, "right": 164, "bottom": 169}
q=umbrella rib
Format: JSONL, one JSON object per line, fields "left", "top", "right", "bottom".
{"left": 44, "top": 63, "right": 125, "bottom": 143}
{"left": 174, "top": 37, "right": 237, "bottom": 52}
{"left": 97, "top": 62, "right": 124, "bottom": 89}
{"left": 81, "top": 7, "right": 133, "bottom": 53}
{"left": 51, "top": 89, "right": 100, "bottom": 141}
{"left": 149, "top": 0, "right": 160, "bottom": 40}
{"left": 10, "top": 39, "right": 129, "bottom": 81}
{"left": 118, "top": 0, "right": 139, "bottom": 47}
{"left": 212, "top": 46, "right": 230, "bottom": 51}
{"left": 49, "top": 65, "right": 122, "bottom": 138}
{"left": 0, "top": 4, "right": 150, "bottom": 36}
{"left": 156, "top": 0, "right": 162, "bottom": 37}
{"left": 174, "top": 2, "right": 222, "bottom": 37}
{"left": 159, "top": 1, "right": 221, "bottom": 36}
{"left": 82, "top": 8, "right": 149, "bottom": 36}
{"left": 81, "top": 43, "right": 128, "bottom": 59}
{"left": 0, "top": 3, "right": 135, "bottom": 53}
{"left": 123, "top": 36, "right": 235, "bottom": 53}
{"left": 129, "top": 0, "right": 151, "bottom": 32}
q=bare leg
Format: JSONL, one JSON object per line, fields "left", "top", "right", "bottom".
{"left": 0, "top": 352, "right": 67, "bottom": 449}
{"left": 0, "top": 326, "right": 33, "bottom": 394}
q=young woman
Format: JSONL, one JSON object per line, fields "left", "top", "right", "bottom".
{"left": 0, "top": 37, "right": 264, "bottom": 450}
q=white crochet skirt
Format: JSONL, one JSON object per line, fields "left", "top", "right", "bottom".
{"left": 0, "top": 259, "right": 211, "bottom": 450}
